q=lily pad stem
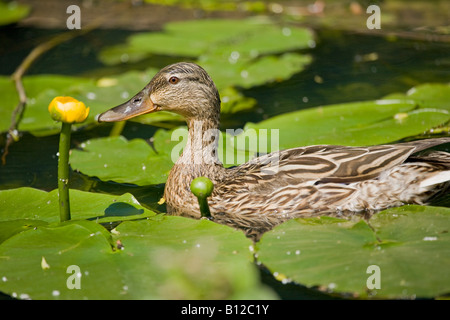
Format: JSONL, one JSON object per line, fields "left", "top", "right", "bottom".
{"left": 58, "top": 122, "right": 72, "bottom": 222}
{"left": 198, "top": 197, "right": 211, "bottom": 218}
{"left": 109, "top": 120, "right": 126, "bottom": 137}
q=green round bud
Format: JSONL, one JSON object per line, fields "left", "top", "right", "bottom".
{"left": 190, "top": 177, "right": 214, "bottom": 198}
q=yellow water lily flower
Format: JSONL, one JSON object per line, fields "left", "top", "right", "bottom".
{"left": 48, "top": 96, "right": 90, "bottom": 123}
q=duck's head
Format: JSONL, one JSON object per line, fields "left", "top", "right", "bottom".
{"left": 97, "top": 62, "right": 221, "bottom": 123}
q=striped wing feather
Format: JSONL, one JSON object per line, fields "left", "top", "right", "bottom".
{"left": 232, "top": 144, "right": 413, "bottom": 185}
{"left": 225, "top": 138, "right": 450, "bottom": 195}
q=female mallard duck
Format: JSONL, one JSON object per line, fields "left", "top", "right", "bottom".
{"left": 98, "top": 62, "right": 450, "bottom": 236}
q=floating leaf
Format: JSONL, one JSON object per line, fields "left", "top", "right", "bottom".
{"left": 0, "top": 215, "right": 276, "bottom": 299}
{"left": 220, "top": 86, "right": 257, "bottom": 114}
{"left": 0, "top": 219, "right": 48, "bottom": 244}
{"left": 385, "top": 83, "right": 450, "bottom": 111}
{"left": 70, "top": 127, "right": 251, "bottom": 186}
{"left": 0, "top": 70, "right": 175, "bottom": 136}
{"left": 0, "top": 187, "right": 156, "bottom": 224}
{"left": 0, "top": 1, "right": 30, "bottom": 26}
{"left": 0, "top": 75, "right": 92, "bottom": 135}
{"left": 111, "top": 217, "right": 275, "bottom": 299}
{"left": 201, "top": 52, "right": 312, "bottom": 89}
{"left": 71, "top": 134, "right": 173, "bottom": 186}
{"left": 72, "top": 69, "right": 156, "bottom": 118}
{"left": 98, "top": 18, "right": 313, "bottom": 90}
{"left": 243, "top": 84, "right": 450, "bottom": 151}
{"left": 257, "top": 205, "right": 450, "bottom": 299}
{"left": 101, "top": 18, "right": 307, "bottom": 64}
{"left": 0, "top": 221, "right": 122, "bottom": 300}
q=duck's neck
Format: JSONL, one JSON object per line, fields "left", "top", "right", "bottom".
{"left": 165, "top": 116, "right": 225, "bottom": 215}
{"left": 177, "top": 117, "right": 222, "bottom": 173}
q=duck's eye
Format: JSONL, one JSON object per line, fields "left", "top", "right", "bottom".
{"left": 168, "top": 76, "right": 180, "bottom": 84}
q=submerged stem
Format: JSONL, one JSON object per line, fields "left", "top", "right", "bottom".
{"left": 58, "top": 122, "right": 72, "bottom": 222}
{"left": 198, "top": 197, "right": 211, "bottom": 218}
{"left": 109, "top": 121, "right": 126, "bottom": 137}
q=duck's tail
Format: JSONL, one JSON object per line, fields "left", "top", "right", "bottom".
{"left": 343, "top": 149, "right": 450, "bottom": 211}
{"left": 420, "top": 170, "right": 450, "bottom": 189}
{"left": 405, "top": 139, "right": 450, "bottom": 187}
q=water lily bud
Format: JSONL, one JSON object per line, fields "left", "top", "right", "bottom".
{"left": 48, "top": 96, "right": 90, "bottom": 123}
{"left": 190, "top": 177, "right": 214, "bottom": 198}
{"left": 190, "top": 177, "right": 214, "bottom": 218}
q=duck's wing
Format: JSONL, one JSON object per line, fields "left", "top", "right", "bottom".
{"left": 228, "top": 137, "right": 450, "bottom": 189}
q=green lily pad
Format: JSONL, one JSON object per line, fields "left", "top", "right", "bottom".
{"left": 0, "top": 219, "right": 48, "bottom": 244}
{"left": 0, "top": 187, "right": 157, "bottom": 224}
{"left": 111, "top": 217, "right": 275, "bottom": 299}
{"left": 0, "top": 75, "right": 93, "bottom": 136}
{"left": 0, "top": 215, "right": 276, "bottom": 299}
{"left": 0, "top": 186, "right": 275, "bottom": 300}
{"left": 0, "top": 70, "right": 167, "bottom": 136}
{"left": 0, "top": 220, "right": 126, "bottom": 300}
{"left": 385, "top": 83, "right": 450, "bottom": 111}
{"left": 98, "top": 18, "right": 313, "bottom": 90}
{"left": 71, "top": 134, "right": 172, "bottom": 186}
{"left": 70, "top": 127, "right": 251, "bottom": 186}
{"left": 71, "top": 69, "right": 158, "bottom": 121}
{"left": 100, "top": 18, "right": 312, "bottom": 65}
{"left": 257, "top": 205, "right": 450, "bottom": 299}
{"left": 243, "top": 84, "right": 450, "bottom": 151}
{"left": 201, "top": 52, "right": 312, "bottom": 90}
{"left": 220, "top": 86, "right": 258, "bottom": 114}
{"left": 0, "top": 1, "right": 30, "bottom": 26}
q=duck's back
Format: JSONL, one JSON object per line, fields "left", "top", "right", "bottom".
{"left": 208, "top": 138, "right": 450, "bottom": 233}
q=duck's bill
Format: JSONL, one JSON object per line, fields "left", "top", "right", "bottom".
{"left": 96, "top": 89, "right": 159, "bottom": 122}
